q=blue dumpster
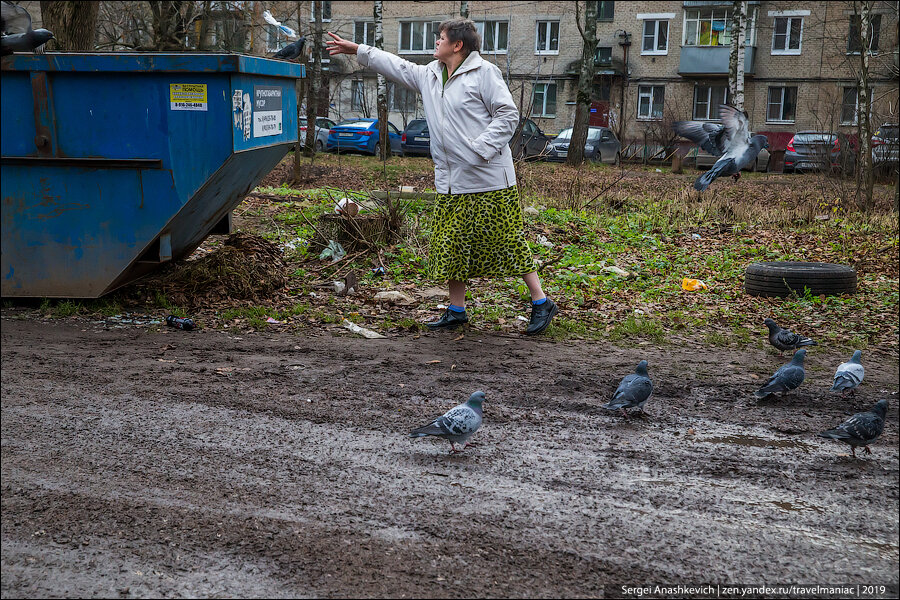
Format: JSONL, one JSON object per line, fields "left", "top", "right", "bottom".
{"left": 1, "top": 53, "right": 305, "bottom": 297}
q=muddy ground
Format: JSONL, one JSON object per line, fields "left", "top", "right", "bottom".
{"left": 1, "top": 314, "right": 898, "bottom": 598}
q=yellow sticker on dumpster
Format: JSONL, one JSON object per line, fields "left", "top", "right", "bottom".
{"left": 170, "top": 83, "right": 207, "bottom": 111}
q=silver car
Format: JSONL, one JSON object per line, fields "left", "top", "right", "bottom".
{"left": 695, "top": 132, "right": 770, "bottom": 172}
{"left": 545, "top": 126, "right": 621, "bottom": 164}
{"left": 872, "top": 123, "right": 899, "bottom": 167}
{"left": 299, "top": 116, "right": 336, "bottom": 152}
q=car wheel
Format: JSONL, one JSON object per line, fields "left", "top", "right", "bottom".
{"left": 744, "top": 262, "right": 857, "bottom": 298}
{"left": 315, "top": 140, "right": 324, "bottom": 152}
{"left": 373, "top": 142, "right": 381, "bottom": 157}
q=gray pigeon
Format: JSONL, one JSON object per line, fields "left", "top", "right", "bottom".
{"left": 272, "top": 36, "right": 306, "bottom": 60}
{"left": 602, "top": 360, "right": 653, "bottom": 417}
{"left": 755, "top": 349, "right": 806, "bottom": 398}
{"left": 830, "top": 350, "right": 864, "bottom": 396}
{"left": 818, "top": 399, "right": 887, "bottom": 457}
{"left": 764, "top": 318, "right": 817, "bottom": 356}
{"left": 410, "top": 391, "right": 484, "bottom": 453}
{"left": 674, "top": 105, "right": 768, "bottom": 191}
{"left": 1, "top": 1, "right": 54, "bottom": 55}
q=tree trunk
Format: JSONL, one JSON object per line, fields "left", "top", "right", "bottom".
{"left": 304, "top": 1, "right": 323, "bottom": 157}
{"left": 729, "top": 1, "right": 746, "bottom": 109}
{"left": 39, "top": 1, "right": 99, "bottom": 51}
{"left": 196, "top": 0, "right": 212, "bottom": 51}
{"left": 375, "top": 1, "right": 389, "bottom": 161}
{"left": 567, "top": 0, "right": 598, "bottom": 166}
{"left": 855, "top": 1, "right": 875, "bottom": 211}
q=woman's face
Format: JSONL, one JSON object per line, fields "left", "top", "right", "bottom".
{"left": 434, "top": 30, "right": 462, "bottom": 62}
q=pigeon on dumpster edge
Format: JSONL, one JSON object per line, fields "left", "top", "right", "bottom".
{"left": 764, "top": 318, "right": 817, "bottom": 356}
{"left": 602, "top": 360, "right": 653, "bottom": 417}
{"left": 273, "top": 36, "right": 306, "bottom": 60}
{"left": 755, "top": 349, "right": 806, "bottom": 399}
{"left": 818, "top": 399, "right": 887, "bottom": 457}
{"left": 1, "top": 1, "right": 54, "bottom": 55}
{"left": 410, "top": 391, "right": 484, "bottom": 453}
{"left": 830, "top": 350, "right": 865, "bottom": 397}
{"left": 673, "top": 105, "right": 768, "bottom": 191}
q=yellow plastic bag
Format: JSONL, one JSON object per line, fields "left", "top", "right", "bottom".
{"left": 681, "top": 278, "right": 708, "bottom": 291}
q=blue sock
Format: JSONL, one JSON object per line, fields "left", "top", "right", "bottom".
{"left": 448, "top": 304, "right": 466, "bottom": 313}
{"left": 532, "top": 297, "right": 548, "bottom": 306}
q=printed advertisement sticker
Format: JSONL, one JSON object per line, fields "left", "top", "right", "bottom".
{"left": 170, "top": 83, "right": 208, "bottom": 111}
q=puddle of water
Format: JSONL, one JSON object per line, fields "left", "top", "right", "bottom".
{"left": 698, "top": 435, "right": 812, "bottom": 453}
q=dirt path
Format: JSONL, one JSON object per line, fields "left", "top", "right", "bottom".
{"left": 2, "top": 314, "right": 898, "bottom": 597}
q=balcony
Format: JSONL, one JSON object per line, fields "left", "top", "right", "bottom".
{"left": 678, "top": 45, "right": 756, "bottom": 76}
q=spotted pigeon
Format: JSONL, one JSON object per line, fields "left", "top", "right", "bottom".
{"left": 818, "top": 399, "right": 888, "bottom": 457}
{"left": 410, "top": 391, "right": 484, "bottom": 453}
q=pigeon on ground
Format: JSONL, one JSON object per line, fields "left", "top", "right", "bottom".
{"left": 673, "top": 104, "right": 768, "bottom": 191}
{"left": 764, "top": 318, "right": 817, "bottom": 356}
{"left": 818, "top": 399, "right": 888, "bottom": 457}
{"left": 602, "top": 360, "right": 653, "bottom": 417}
{"left": 410, "top": 391, "right": 484, "bottom": 453}
{"left": 830, "top": 350, "right": 865, "bottom": 396}
{"left": 755, "top": 349, "right": 806, "bottom": 399}
{"left": 1, "top": 1, "right": 54, "bottom": 55}
{"left": 272, "top": 37, "right": 306, "bottom": 60}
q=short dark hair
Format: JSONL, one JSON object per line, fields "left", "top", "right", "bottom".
{"left": 438, "top": 18, "right": 480, "bottom": 55}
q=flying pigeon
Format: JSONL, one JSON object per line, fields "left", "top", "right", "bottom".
{"left": 673, "top": 105, "right": 768, "bottom": 191}
{"left": 1, "top": 1, "right": 53, "bottom": 55}
{"left": 410, "top": 391, "right": 484, "bottom": 453}
{"left": 818, "top": 399, "right": 888, "bottom": 457}
{"left": 830, "top": 350, "right": 864, "bottom": 396}
{"left": 755, "top": 349, "right": 806, "bottom": 399}
{"left": 602, "top": 360, "right": 653, "bottom": 417}
{"left": 764, "top": 318, "right": 817, "bottom": 356}
{"left": 272, "top": 36, "right": 306, "bottom": 60}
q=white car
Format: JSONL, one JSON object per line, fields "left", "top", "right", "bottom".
{"left": 299, "top": 116, "right": 336, "bottom": 152}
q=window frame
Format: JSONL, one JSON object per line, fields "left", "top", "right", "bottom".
{"left": 637, "top": 85, "right": 665, "bottom": 120}
{"left": 683, "top": 8, "right": 732, "bottom": 48}
{"left": 597, "top": 1, "right": 614, "bottom": 22}
{"left": 399, "top": 20, "right": 441, "bottom": 53}
{"left": 693, "top": 85, "right": 730, "bottom": 121}
{"left": 771, "top": 16, "right": 803, "bottom": 55}
{"left": 531, "top": 82, "right": 558, "bottom": 117}
{"left": 475, "top": 20, "right": 509, "bottom": 54}
{"left": 766, "top": 86, "right": 797, "bottom": 123}
{"left": 641, "top": 19, "right": 669, "bottom": 55}
{"left": 535, "top": 20, "right": 560, "bottom": 55}
{"left": 840, "top": 86, "right": 874, "bottom": 125}
{"left": 847, "top": 14, "right": 882, "bottom": 54}
{"left": 308, "top": 1, "right": 332, "bottom": 23}
{"left": 354, "top": 21, "right": 375, "bottom": 46}
{"left": 266, "top": 24, "right": 287, "bottom": 52}
{"left": 387, "top": 82, "right": 418, "bottom": 113}
{"left": 350, "top": 80, "right": 366, "bottom": 112}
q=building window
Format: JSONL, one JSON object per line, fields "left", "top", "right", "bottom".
{"left": 309, "top": 1, "right": 331, "bottom": 23}
{"left": 535, "top": 21, "right": 560, "bottom": 54}
{"left": 637, "top": 85, "right": 664, "bottom": 119}
{"left": 771, "top": 16, "right": 802, "bottom": 54}
{"left": 693, "top": 85, "right": 729, "bottom": 120}
{"left": 766, "top": 87, "right": 797, "bottom": 122}
{"left": 598, "top": 1, "right": 614, "bottom": 21}
{"left": 848, "top": 14, "right": 881, "bottom": 53}
{"left": 388, "top": 82, "right": 417, "bottom": 112}
{"left": 532, "top": 82, "right": 557, "bottom": 117}
{"left": 266, "top": 24, "right": 287, "bottom": 52}
{"left": 400, "top": 21, "right": 440, "bottom": 52}
{"left": 354, "top": 21, "right": 375, "bottom": 46}
{"left": 841, "top": 87, "right": 873, "bottom": 125}
{"left": 476, "top": 21, "right": 508, "bottom": 53}
{"left": 351, "top": 80, "right": 365, "bottom": 112}
{"left": 683, "top": 9, "right": 731, "bottom": 47}
{"left": 595, "top": 46, "right": 612, "bottom": 66}
{"left": 641, "top": 20, "right": 668, "bottom": 54}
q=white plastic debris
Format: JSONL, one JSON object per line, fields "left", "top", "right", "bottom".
{"left": 524, "top": 206, "right": 540, "bottom": 216}
{"left": 332, "top": 281, "right": 346, "bottom": 294}
{"left": 374, "top": 290, "right": 415, "bottom": 305}
{"left": 334, "top": 198, "right": 360, "bottom": 216}
{"left": 602, "top": 266, "right": 630, "bottom": 277}
{"left": 342, "top": 319, "right": 386, "bottom": 339}
{"left": 537, "top": 235, "right": 553, "bottom": 248}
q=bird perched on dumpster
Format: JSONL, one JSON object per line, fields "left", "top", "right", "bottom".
{"left": 755, "top": 349, "right": 806, "bottom": 399}
{"left": 830, "top": 350, "right": 865, "bottom": 397}
{"left": 1, "top": 1, "right": 54, "bottom": 55}
{"left": 410, "top": 391, "right": 484, "bottom": 453}
{"left": 673, "top": 104, "right": 768, "bottom": 191}
{"left": 273, "top": 37, "right": 306, "bottom": 61}
{"left": 818, "top": 399, "right": 887, "bottom": 457}
{"left": 602, "top": 360, "right": 653, "bottom": 417}
{"left": 764, "top": 318, "right": 817, "bottom": 356}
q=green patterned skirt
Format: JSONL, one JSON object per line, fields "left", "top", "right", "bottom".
{"left": 426, "top": 185, "right": 536, "bottom": 281}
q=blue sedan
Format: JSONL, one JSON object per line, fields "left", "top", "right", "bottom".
{"left": 325, "top": 118, "right": 402, "bottom": 156}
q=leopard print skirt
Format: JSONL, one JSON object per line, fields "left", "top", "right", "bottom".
{"left": 426, "top": 185, "right": 536, "bottom": 281}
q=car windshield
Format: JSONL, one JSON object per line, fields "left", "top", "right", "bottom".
{"left": 554, "top": 128, "right": 604, "bottom": 141}
{"left": 876, "top": 125, "right": 898, "bottom": 139}
{"left": 406, "top": 121, "right": 428, "bottom": 134}
{"left": 337, "top": 120, "right": 374, "bottom": 129}
{"left": 794, "top": 133, "right": 835, "bottom": 145}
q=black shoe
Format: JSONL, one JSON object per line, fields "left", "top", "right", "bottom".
{"left": 424, "top": 309, "right": 469, "bottom": 330}
{"left": 525, "top": 298, "right": 558, "bottom": 335}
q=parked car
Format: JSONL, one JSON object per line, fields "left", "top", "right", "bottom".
{"left": 510, "top": 118, "right": 552, "bottom": 160}
{"left": 401, "top": 119, "right": 431, "bottom": 157}
{"left": 696, "top": 132, "right": 770, "bottom": 172}
{"left": 784, "top": 131, "right": 856, "bottom": 173}
{"left": 544, "top": 126, "right": 621, "bottom": 164}
{"left": 872, "top": 123, "right": 899, "bottom": 167}
{"left": 298, "top": 116, "right": 336, "bottom": 152}
{"left": 325, "top": 118, "right": 402, "bottom": 156}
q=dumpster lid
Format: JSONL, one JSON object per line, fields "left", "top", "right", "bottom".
{"left": 1, "top": 52, "right": 305, "bottom": 78}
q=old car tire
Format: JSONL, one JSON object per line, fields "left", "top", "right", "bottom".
{"left": 744, "top": 262, "right": 857, "bottom": 297}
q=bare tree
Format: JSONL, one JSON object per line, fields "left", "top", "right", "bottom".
{"left": 40, "top": 1, "right": 100, "bottom": 51}
{"left": 374, "top": 0, "right": 389, "bottom": 160}
{"left": 728, "top": 1, "right": 747, "bottom": 109}
{"left": 304, "top": 0, "right": 323, "bottom": 157}
{"left": 567, "top": 0, "right": 598, "bottom": 166}
{"left": 853, "top": 1, "right": 876, "bottom": 211}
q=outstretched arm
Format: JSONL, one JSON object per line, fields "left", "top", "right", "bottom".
{"left": 326, "top": 31, "right": 425, "bottom": 93}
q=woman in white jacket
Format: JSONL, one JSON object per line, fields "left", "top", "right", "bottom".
{"left": 327, "top": 19, "right": 558, "bottom": 335}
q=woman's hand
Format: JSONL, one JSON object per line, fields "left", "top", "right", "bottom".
{"left": 326, "top": 32, "right": 359, "bottom": 56}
